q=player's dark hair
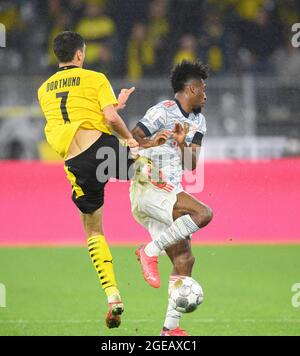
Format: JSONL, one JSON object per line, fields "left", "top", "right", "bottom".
{"left": 171, "top": 60, "right": 209, "bottom": 94}
{"left": 53, "top": 31, "right": 85, "bottom": 63}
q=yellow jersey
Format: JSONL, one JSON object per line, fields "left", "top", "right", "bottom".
{"left": 38, "top": 66, "right": 118, "bottom": 159}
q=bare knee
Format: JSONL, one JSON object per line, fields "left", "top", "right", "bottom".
{"left": 191, "top": 206, "right": 213, "bottom": 228}
{"left": 204, "top": 207, "right": 214, "bottom": 225}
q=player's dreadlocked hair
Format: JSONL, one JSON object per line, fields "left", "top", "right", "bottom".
{"left": 171, "top": 60, "right": 209, "bottom": 94}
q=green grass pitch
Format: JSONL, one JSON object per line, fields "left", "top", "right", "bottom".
{"left": 0, "top": 245, "right": 300, "bottom": 336}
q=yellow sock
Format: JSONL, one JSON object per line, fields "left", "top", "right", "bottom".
{"left": 87, "top": 235, "right": 120, "bottom": 300}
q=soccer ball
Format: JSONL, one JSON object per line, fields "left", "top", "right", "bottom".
{"left": 169, "top": 277, "right": 204, "bottom": 313}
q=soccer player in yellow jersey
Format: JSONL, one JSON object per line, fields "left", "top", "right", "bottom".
{"left": 38, "top": 31, "right": 139, "bottom": 329}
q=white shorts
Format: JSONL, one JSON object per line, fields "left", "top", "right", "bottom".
{"left": 130, "top": 180, "right": 182, "bottom": 241}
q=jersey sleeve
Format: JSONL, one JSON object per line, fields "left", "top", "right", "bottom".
{"left": 137, "top": 107, "right": 166, "bottom": 137}
{"left": 97, "top": 74, "right": 118, "bottom": 110}
{"left": 192, "top": 115, "right": 207, "bottom": 146}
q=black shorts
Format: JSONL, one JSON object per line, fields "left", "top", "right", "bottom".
{"left": 64, "top": 133, "right": 135, "bottom": 214}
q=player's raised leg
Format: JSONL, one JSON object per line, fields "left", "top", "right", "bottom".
{"left": 80, "top": 207, "right": 124, "bottom": 329}
{"left": 151, "top": 191, "right": 213, "bottom": 254}
{"left": 138, "top": 191, "right": 212, "bottom": 287}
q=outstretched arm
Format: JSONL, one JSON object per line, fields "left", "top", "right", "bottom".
{"left": 131, "top": 125, "right": 171, "bottom": 149}
{"left": 103, "top": 105, "right": 138, "bottom": 149}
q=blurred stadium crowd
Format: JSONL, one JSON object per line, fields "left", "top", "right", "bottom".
{"left": 1, "top": 0, "right": 300, "bottom": 161}
{"left": 1, "top": 0, "right": 300, "bottom": 81}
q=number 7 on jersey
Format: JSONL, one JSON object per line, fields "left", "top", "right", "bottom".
{"left": 56, "top": 91, "right": 70, "bottom": 124}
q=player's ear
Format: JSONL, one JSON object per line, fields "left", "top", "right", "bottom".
{"left": 76, "top": 48, "right": 85, "bottom": 63}
{"left": 189, "top": 84, "right": 197, "bottom": 96}
{"left": 76, "top": 49, "right": 83, "bottom": 61}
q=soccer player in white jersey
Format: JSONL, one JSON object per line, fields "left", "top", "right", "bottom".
{"left": 130, "top": 61, "right": 213, "bottom": 336}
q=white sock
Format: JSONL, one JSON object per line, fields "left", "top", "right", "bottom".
{"left": 164, "top": 276, "right": 182, "bottom": 330}
{"left": 107, "top": 293, "right": 122, "bottom": 304}
{"left": 144, "top": 215, "right": 199, "bottom": 257}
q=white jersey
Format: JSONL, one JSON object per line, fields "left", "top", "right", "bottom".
{"left": 136, "top": 99, "right": 207, "bottom": 192}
